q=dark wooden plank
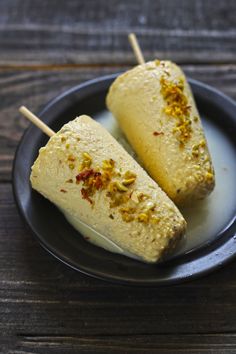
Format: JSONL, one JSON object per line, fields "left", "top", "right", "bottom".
{"left": 8, "top": 334, "right": 236, "bottom": 354}
{"left": 0, "top": 1, "right": 235, "bottom": 352}
{"left": 0, "top": 64, "right": 236, "bottom": 182}
{"left": 0, "top": 0, "right": 236, "bottom": 65}
{"left": 0, "top": 66, "right": 121, "bottom": 182}
{"left": 1, "top": 183, "right": 236, "bottom": 339}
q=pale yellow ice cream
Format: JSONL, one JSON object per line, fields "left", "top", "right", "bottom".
{"left": 106, "top": 60, "right": 215, "bottom": 205}
{"left": 30, "top": 115, "right": 186, "bottom": 263}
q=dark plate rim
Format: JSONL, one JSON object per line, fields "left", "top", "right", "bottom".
{"left": 12, "top": 73, "right": 236, "bottom": 286}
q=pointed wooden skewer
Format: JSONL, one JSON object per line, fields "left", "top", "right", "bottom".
{"left": 128, "top": 33, "right": 145, "bottom": 65}
{"left": 19, "top": 106, "right": 55, "bottom": 137}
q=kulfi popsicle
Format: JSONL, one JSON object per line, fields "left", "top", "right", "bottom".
{"left": 106, "top": 60, "right": 215, "bottom": 205}
{"left": 30, "top": 115, "right": 186, "bottom": 263}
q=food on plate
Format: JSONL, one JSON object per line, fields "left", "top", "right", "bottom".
{"left": 106, "top": 60, "right": 215, "bottom": 205}
{"left": 30, "top": 115, "right": 186, "bottom": 263}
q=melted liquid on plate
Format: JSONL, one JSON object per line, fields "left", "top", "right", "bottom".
{"left": 65, "top": 110, "right": 236, "bottom": 260}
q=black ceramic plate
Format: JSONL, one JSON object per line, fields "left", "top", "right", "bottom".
{"left": 13, "top": 74, "right": 236, "bottom": 286}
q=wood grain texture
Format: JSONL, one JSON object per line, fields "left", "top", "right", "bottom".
{"left": 1, "top": 1, "right": 236, "bottom": 352}
{"left": 0, "top": 0, "right": 235, "bottom": 65}
{"left": 1, "top": 64, "right": 236, "bottom": 182}
{"left": 9, "top": 334, "right": 236, "bottom": 354}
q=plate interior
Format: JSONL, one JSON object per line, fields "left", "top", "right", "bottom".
{"left": 13, "top": 75, "right": 236, "bottom": 285}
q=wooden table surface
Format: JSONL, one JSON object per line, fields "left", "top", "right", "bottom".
{"left": 1, "top": 1, "right": 236, "bottom": 353}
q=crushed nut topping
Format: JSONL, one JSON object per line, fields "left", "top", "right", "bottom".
{"left": 102, "top": 159, "right": 115, "bottom": 171}
{"left": 123, "top": 170, "right": 137, "bottom": 179}
{"left": 137, "top": 213, "right": 149, "bottom": 223}
{"left": 192, "top": 140, "right": 206, "bottom": 158}
{"left": 79, "top": 152, "right": 92, "bottom": 170}
{"left": 122, "top": 177, "right": 136, "bottom": 186}
{"left": 160, "top": 75, "right": 192, "bottom": 146}
{"left": 69, "top": 163, "right": 75, "bottom": 170}
{"left": 64, "top": 148, "right": 159, "bottom": 224}
{"left": 113, "top": 181, "right": 128, "bottom": 192}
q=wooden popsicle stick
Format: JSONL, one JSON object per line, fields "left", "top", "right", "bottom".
{"left": 19, "top": 106, "right": 55, "bottom": 137}
{"left": 128, "top": 33, "right": 145, "bottom": 65}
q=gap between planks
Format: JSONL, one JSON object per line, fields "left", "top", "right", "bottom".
{"left": 0, "top": 62, "right": 235, "bottom": 71}
{"left": 15, "top": 333, "right": 236, "bottom": 338}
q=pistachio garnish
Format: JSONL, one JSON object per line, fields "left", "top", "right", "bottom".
{"left": 199, "top": 140, "right": 206, "bottom": 147}
{"left": 79, "top": 152, "right": 92, "bottom": 170}
{"left": 114, "top": 181, "right": 128, "bottom": 192}
{"left": 119, "top": 207, "right": 135, "bottom": 222}
{"left": 102, "top": 159, "right": 115, "bottom": 171}
{"left": 137, "top": 213, "right": 149, "bottom": 223}
{"left": 150, "top": 215, "right": 160, "bottom": 224}
{"left": 83, "top": 152, "right": 92, "bottom": 160}
{"left": 69, "top": 163, "right": 75, "bottom": 170}
{"left": 160, "top": 75, "right": 192, "bottom": 145}
{"left": 206, "top": 172, "right": 214, "bottom": 181}
{"left": 123, "top": 170, "right": 137, "bottom": 179}
{"left": 192, "top": 140, "right": 206, "bottom": 158}
{"left": 122, "top": 177, "right": 136, "bottom": 186}
{"left": 119, "top": 206, "right": 135, "bottom": 214}
{"left": 67, "top": 151, "right": 159, "bottom": 225}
